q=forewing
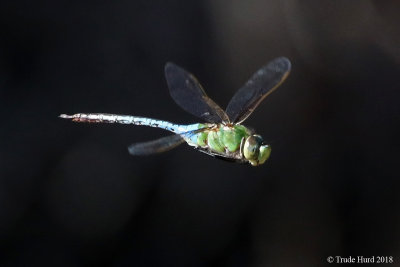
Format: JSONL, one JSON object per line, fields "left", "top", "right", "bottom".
{"left": 225, "top": 57, "right": 291, "bottom": 124}
{"left": 165, "top": 62, "right": 229, "bottom": 123}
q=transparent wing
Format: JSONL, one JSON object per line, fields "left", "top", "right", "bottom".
{"left": 165, "top": 62, "right": 229, "bottom": 123}
{"left": 128, "top": 127, "right": 209, "bottom": 156}
{"left": 194, "top": 147, "right": 247, "bottom": 164}
{"left": 128, "top": 134, "right": 186, "bottom": 155}
{"left": 225, "top": 57, "right": 291, "bottom": 124}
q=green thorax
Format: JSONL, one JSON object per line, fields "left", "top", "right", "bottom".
{"left": 192, "top": 124, "right": 251, "bottom": 154}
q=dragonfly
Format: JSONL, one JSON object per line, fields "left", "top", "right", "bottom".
{"left": 60, "top": 57, "right": 291, "bottom": 166}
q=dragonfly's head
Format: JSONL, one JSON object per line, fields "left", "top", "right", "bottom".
{"left": 242, "top": 135, "right": 271, "bottom": 166}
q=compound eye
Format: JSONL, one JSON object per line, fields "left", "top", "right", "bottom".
{"left": 243, "top": 135, "right": 263, "bottom": 160}
{"left": 258, "top": 145, "right": 271, "bottom": 165}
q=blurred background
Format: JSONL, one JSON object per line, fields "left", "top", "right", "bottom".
{"left": 1, "top": 0, "right": 399, "bottom": 266}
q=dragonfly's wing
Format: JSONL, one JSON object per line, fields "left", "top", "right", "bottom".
{"left": 128, "top": 127, "right": 209, "bottom": 156}
{"left": 128, "top": 134, "right": 186, "bottom": 156}
{"left": 225, "top": 57, "right": 291, "bottom": 124}
{"left": 194, "top": 146, "right": 247, "bottom": 164}
{"left": 165, "top": 62, "right": 229, "bottom": 123}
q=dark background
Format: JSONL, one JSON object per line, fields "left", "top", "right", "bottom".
{"left": 1, "top": 0, "right": 399, "bottom": 266}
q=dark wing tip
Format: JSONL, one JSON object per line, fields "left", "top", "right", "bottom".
{"left": 272, "top": 57, "right": 291, "bottom": 73}
{"left": 165, "top": 62, "right": 187, "bottom": 81}
{"left": 165, "top": 61, "right": 179, "bottom": 74}
{"left": 127, "top": 145, "right": 137, "bottom": 155}
{"left": 165, "top": 61, "right": 174, "bottom": 68}
{"left": 128, "top": 143, "right": 147, "bottom": 156}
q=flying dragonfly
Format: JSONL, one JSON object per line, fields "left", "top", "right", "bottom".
{"left": 60, "top": 57, "right": 291, "bottom": 166}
